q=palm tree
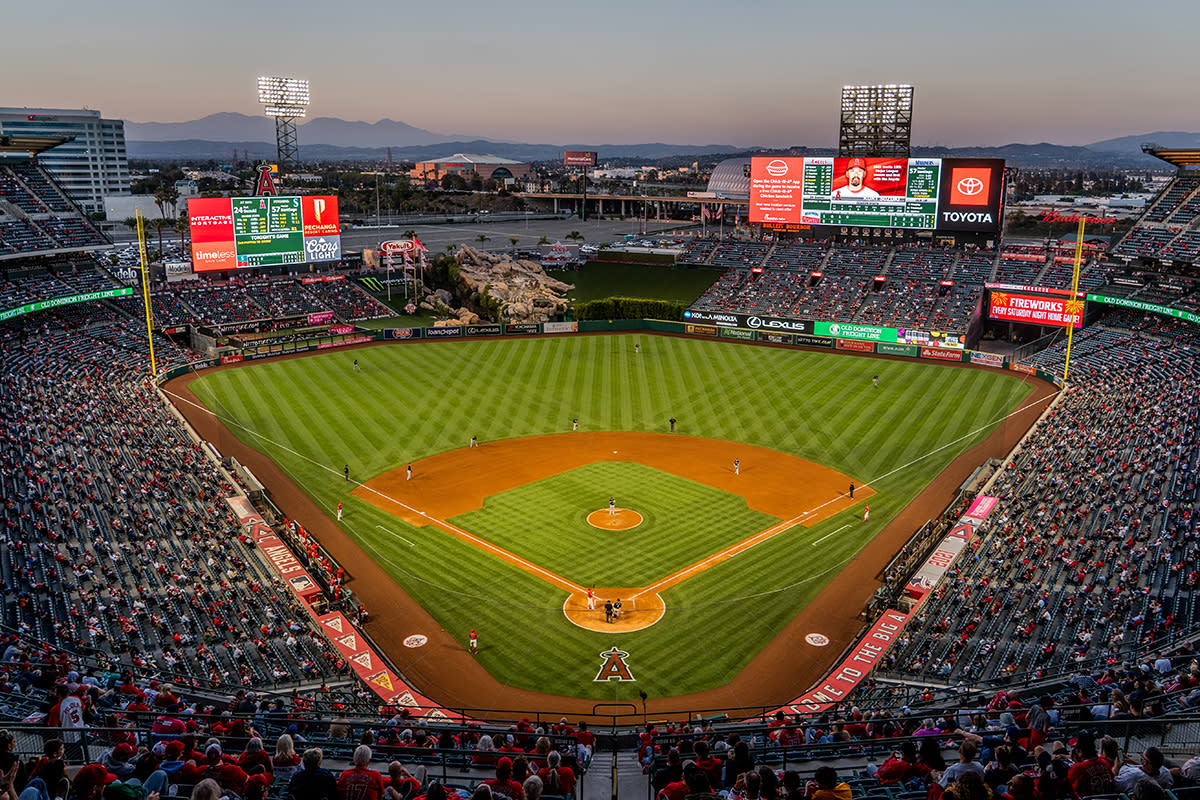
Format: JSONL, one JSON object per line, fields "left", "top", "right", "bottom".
{"left": 175, "top": 210, "right": 190, "bottom": 253}
{"left": 565, "top": 230, "right": 584, "bottom": 242}
{"left": 147, "top": 218, "right": 173, "bottom": 260}
{"left": 153, "top": 184, "right": 179, "bottom": 222}
{"left": 475, "top": 234, "right": 489, "bottom": 248}
{"left": 403, "top": 229, "right": 416, "bottom": 241}
{"left": 537, "top": 235, "right": 549, "bottom": 247}
{"left": 508, "top": 236, "right": 519, "bottom": 255}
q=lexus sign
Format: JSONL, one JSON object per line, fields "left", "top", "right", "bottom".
{"left": 683, "top": 309, "right": 811, "bottom": 333}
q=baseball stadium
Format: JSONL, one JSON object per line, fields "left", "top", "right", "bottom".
{"left": 0, "top": 89, "right": 1198, "bottom": 800}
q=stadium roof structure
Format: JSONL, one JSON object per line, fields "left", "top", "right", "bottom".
{"left": 1141, "top": 145, "right": 1200, "bottom": 168}
{"left": 0, "top": 133, "right": 73, "bottom": 156}
{"left": 421, "top": 153, "right": 527, "bottom": 166}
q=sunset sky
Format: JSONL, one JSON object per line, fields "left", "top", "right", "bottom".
{"left": 5, "top": 0, "right": 1197, "bottom": 147}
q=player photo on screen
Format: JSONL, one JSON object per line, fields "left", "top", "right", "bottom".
{"left": 830, "top": 157, "right": 908, "bottom": 203}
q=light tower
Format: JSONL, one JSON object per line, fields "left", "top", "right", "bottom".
{"left": 838, "top": 84, "right": 913, "bottom": 158}
{"left": 257, "top": 75, "right": 309, "bottom": 174}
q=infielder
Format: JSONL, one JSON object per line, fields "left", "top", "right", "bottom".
{"left": 609, "top": 496, "right": 616, "bottom": 517}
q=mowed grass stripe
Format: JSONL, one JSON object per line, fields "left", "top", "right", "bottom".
{"left": 192, "top": 334, "right": 1037, "bottom": 700}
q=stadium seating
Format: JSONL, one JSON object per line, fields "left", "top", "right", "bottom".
{"left": 1145, "top": 176, "right": 1200, "bottom": 223}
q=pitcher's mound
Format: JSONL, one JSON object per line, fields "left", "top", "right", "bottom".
{"left": 586, "top": 508, "right": 643, "bottom": 530}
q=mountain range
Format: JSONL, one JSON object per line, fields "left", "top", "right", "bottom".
{"left": 123, "top": 113, "right": 1197, "bottom": 168}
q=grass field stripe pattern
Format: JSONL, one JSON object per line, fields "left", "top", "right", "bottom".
{"left": 186, "top": 334, "right": 1039, "bottom": 699}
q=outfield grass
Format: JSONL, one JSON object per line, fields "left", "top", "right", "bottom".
{"left": 451, "top": 462, "right": 779, "bottom": 587}
{"left": 190, "top": 334, "right": 1033, "bottom": 701}
{"left": 547, "top": 262, "right": 720, "bottom": 304}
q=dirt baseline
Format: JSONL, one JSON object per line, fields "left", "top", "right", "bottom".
{"left": 166, "top": 339, "right": 1058, "bottom": 718}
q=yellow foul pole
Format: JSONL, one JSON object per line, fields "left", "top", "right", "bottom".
{"left": 1061, "top": 217, "right": 1086, "bottom": 384}
{"left": 135, "top": 210, "right": 158, "bottom": 379}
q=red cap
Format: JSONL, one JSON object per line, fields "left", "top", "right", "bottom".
{"left": 165, "top": 741, "right": 184, "bottom": 759}
{"left": 74, "top": 765, "right": 118, "bottom": 787}
{"left": 847, "top": 158, "right": 868, "bottom": 171}
{"left": 113, "top": 743, "right": 137, "bottom": 760}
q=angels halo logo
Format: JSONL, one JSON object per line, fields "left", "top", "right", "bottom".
{"left": 765, "top": 159, "right": 789, "bottom": 177}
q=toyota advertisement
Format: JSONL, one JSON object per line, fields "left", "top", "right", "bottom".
{"left": 188, "top": 195, "right": 342, "bottom": 271}
{"left": 749, "top": 157, "right": 1003, "bottom": 233}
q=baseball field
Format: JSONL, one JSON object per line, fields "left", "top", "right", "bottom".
{"left": 182, "top": 333, "right": 1041, "bottom": 709}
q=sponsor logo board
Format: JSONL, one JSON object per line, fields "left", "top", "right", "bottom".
{"left": 920, "top": 347, "right": 963, "bottom": 361}
{"left": 425, "top": 326, "right": 462, "bottom": 338}
{"left": 792, "top": 334, "right": 833, "bottom": 348}
{"left": 969, "top": 351, "right": 1004, "bottom": 368}
{"left": 719, "top": 327, "right": 756, "bottom": 341}
{"left": 543, "top": 321, "right": 578, "bottom": 334}
{"left": 876, "top": 342, "right": 918, "bottom": 357}
{"left": 506, "top": 322, "right": 540, "bottom": 334}
{"left": 385, "top": 328, "right": 418, "bottom": 340}
{"left": 815, "top": 322, "right": 898, "bottom": 342}
{"left": 465, "top": 324, "right": 503, "bottom": 336}
{"left": 685, "top": 323, "right": 719, "bottom": 336}
{"left": 836, "top": 338, "right": 874, "bottom": 352}
{"left": 990, "top": 290, "right": 1084, "bottom": 328}
{"left": 1009, "top": 363, "right": 1036, "bottom": 375}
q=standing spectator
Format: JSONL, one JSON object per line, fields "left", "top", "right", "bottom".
{"left": 337, "top": 746, "right": 384, "bottom": 800}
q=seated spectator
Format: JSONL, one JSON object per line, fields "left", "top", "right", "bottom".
{"left": 67, "top": 764, "right": 117, "bottom": 800}
{"left": 100, "top": 744, "right": 138, "bottom": 780}
{"left": 653, "top": 750, "right": 683, "bottom": 798}
{"left": 944, "top": 772, "right": 992, "bottom": 800}
{"left": 693, "top": 741, "right": 723, "bottom": 793}
{"left": 984, "top": 746, "right": 1018, "bottom": 790}
{"left": 536, "top": 752, "right": 574, "bottom": 798}
{"left": 941, "top": 741, "right": 986, "bottom": 788}
{"left": 1003, "top": 774, "right": 1033, "bottom": 800}
{"left": 337, "top": 745, "right": 384, "bottom": 800}
{"left": 382, "top": 763, "right": 420, "bottom": 800}
{"left": 1116, "top": 748, "right": 1172, "bottom": 794}
{"left": 287, "top": 749, "right": 338, "bottom": 800}
{"left": 190, "top": 780, "right": 221, "bottom": 800}
{"left": 473, "top": 736, "right": 498, "bottom": 768}
{"left": 522, "top": 777, "right": 541, "bottom": 800}
{"left": 483, "top": 757, "right": 524, "bottom": 800}
{"left": 806, "top": 767, "right": 850, "bottom": 800}
{"left": 472, "top": 786, "right": 492, "bottom": 800}
{"left": 273, "top": 735, "right": 302, "bottom": 784}
{"left": 1066, "top": 732, "right": 1113, "bottom": 797}
{"left": 238, "top": 739, "right": 273, "bottom": 777}
{"left": 872, "top": 741, "right": 929, "bottom": 785}
{"left": 20, "top": 760, "right": 68, "bottom": 800}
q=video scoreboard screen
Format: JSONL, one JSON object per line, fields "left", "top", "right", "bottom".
{"left": 749, "top": 156, "right": 1003, "bottom": 233}
{"left": 188, "top": 195, "right": 341, "bottom": 271}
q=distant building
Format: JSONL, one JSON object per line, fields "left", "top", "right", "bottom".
{"left": 0, "top": 107, "right": 130, "bottom": 214}
{"left": 410, "top": 153, "right": 532, "bottom": 184}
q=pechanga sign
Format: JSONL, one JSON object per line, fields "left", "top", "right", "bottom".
{"left": 0, "top": 287, "right": 134, "bottom": 323}
{"left": 1086, "top": 294, "right": 1200, "bottom": 326}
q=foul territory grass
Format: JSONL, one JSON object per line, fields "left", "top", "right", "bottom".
{"left": 451, "top": 462, "right": 779, "bottom": 587}
{"left": 190, "top": 334, "right": 1033, "bottom": 700}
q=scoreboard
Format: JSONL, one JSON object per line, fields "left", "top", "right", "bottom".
{"left": 188, "top": 195, "right": 341, "bottom": 271}
{"left": 749, "top": 156, "right": 1004, "bottom": 233}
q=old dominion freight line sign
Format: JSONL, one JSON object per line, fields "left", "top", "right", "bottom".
{"left": 0, "top": 287, "right": 134, "bottom": 323}
{"left": 1086, "top": 294, "right": 1200, "bottom": 326}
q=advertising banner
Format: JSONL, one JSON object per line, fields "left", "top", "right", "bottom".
{"left": 935, "top": 159, "right": 1005, "bottom": 233}
{"left": 506, "top": 323, "right": 540, "bottom": 335}
{"left": 685, "top": 323, "right": 719, "bottom": 336}
{"left": 543, "top": 321, "right": 578, "bottom": 334}
{"left": 682, "top": 309, "right": 812, "bottom": 333}
{"left": 1009, "top": 363, "right": 1036, "bottom": 375}
{"left": 792, "top": 334, "right": 832, "bottom": 348}
{"left": 220, "top": 353, "right": 244, "bottom": 365}
{"left": 563, "top": 151, "right": 598, "bottom": 167}
{"left": 329, "top": 325, "right": 355, "bottom": 335}
{"left": 920, "top": 347, "right": 963, "bottom": 362}
{"left": 965, "top": 495, "right": 999, "bottom": 520}
{"left": 989, "top": 290, "right": 1083, "bottom": 328}
{"left": 987, "top": 282, "right": 1083, "bottom": 297}
{"left": 188, "top": 194, "right": 342, "bottom": 271}
{"left": 1087, "top": 293, "right": 1200, "bottom": 326}
{"left": 876, "top": 342, "right": 919, "bottom": 357}
{"left": 0, "top": 287, "right": 134, "bottom": 323}
{"left": 774, "top": 610, "right": 912, "bottom": 714}
{"left": 755, "top": 332, "right": 790, "bottom": 344}
{"left": 816, "top": 322, "right": 899, "bottom": 343}
{"left": 969, "top": 351, "right": 1004, "bottom": 368}
{"left": 308, "top": 311, "right": 335, "bottom": 325}
{"left": 301, "top": 274, "right": 345, "bottom": 284}
{"left": 906, "top": 496, "right": 997, "bottom": 601}
{"left": 316, "top": 335, "right": 372, "bottom": 349}
{"left": 836, "top": 338, "right": 874, "bottom": 352}
{"left": 384, "top": 328, "right": 420, "bottom": 340}
{"left": 719, "top": 327, "right": 756, "bottom": 341}
{"left": 465, "top": 324, "right": 503, "bottom": 336}
{"left": 425, "top": 326, "right": 462, "bottom": 338}
{"left": 227, "top": 499, "right": 324, "bottom": 604}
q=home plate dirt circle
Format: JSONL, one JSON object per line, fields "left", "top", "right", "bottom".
{"left": 586, "top": 508, "right": 643, "bottom": 530}
{"left": 563, "top": 589, "right": 666, "bottom": 632}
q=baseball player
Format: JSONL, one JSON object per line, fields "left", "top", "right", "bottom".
{"left": 573, "top": 417, "right": 578, "bottom": 431}
{"left": 336, "top": 501, "right": 343, "bottom": 521}
{"left": 406, "top": 464, "right": 413, "bottom": 481}
{"left": 354, "top": 359, "right": 360, "bottom": 372}
{"left": 469, "top": 628, "right": 478, "bottom": 654}
{"left": 586, "top": 587, "right": 596, "bottom": 610}
{"left": 609, "top": 496, "right": 616, "bottom": 517}
{"left": 470, "top": 435, "right": 478, "bottom": 448}
{"left": 864, "top": 504, "right": 870, "bottom": 522}
{"left": 873, "top": 375, "right": 879, "bottom": 388}
{"left": 734, "top": 458, "right": 740, "bottom": 475}
{"left": 344, "top": 464, "right": 349, "bottom": 483}
{"left": 849, "top": 483, "right": 855, "bottom": 499}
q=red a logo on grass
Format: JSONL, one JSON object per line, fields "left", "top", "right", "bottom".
{"left": 594, "top": 647, "right": 636, "bottom": 682}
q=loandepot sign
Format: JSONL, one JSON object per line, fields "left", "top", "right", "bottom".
{"left": 0, "top": 287, "right": 134, "bottom": 323}
{"left": 814, "top": 321, "right": 899, "bottom": 343}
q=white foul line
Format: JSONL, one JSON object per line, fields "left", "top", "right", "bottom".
{"left": 811, "top": 524, "right": 851, "bottom": 547}
{"left": 375, "top": 525, "right": 416, "bottom": 547}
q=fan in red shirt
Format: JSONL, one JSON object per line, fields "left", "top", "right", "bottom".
{"left": 237, "top": 737, "right": 274, "bottom": 777}
{"left": 337, "top": 745, "right": 386, "bottom": 800}
{"left": 536, "top": 751, "right": 576, "bottom": 798}
{"left": 483, "top": 757, "right": 525, "bottom": 800}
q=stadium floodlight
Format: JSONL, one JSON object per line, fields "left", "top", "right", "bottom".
{"left": 258, "top": 76, "right": 310, "bottom": 118}
{"left": 838, "top": 84, "right": 913, "bottom": 158}
{"left": 257, "top": 76, "right": 309, "bottom": 173}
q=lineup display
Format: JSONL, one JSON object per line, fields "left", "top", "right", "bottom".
{"left": 749, "top": 157, "right": 1004, "bottom": 233}
{"left": 188, "top": 195, "right": 341, "bottom": 271}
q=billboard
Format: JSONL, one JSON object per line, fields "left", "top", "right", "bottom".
{"left": 748, "top": 156, "right": 1003, "bottom": 232}
{"left": 989, "top": 290, "right": 1084, "bottom": 328}
{"left": 563, "top": 151, "right": 598, "bottom": 166}
{"left": 188, "top": 195, "right": 341, "bottom": 271}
